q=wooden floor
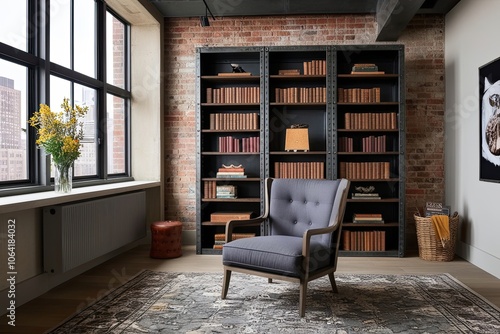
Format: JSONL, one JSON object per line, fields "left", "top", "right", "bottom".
{"left": 2, "top": 245, "right": 500, "bottom": 333}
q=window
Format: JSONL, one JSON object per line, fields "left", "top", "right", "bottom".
{"left": 0, "top": 57, "right": 28, "bottom": 184}
{"left": 0, "top": 0, "right": 131, "bottom": 193}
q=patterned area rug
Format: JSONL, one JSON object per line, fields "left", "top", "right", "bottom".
{"left": 48, "top": 270, "right": 500, "bottom": 333}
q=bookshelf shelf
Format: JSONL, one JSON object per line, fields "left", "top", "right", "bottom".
{"left": 202, "top": 129, "right": 260, "bottom": 133}
{"left": 337, "top": 102, "right": 399, "bottom": 106}
{"left": 270, "top": 151, "right": 328, "bottom": 155}
{"left": 337, "top": 74, "right": 399, "bottom": 78}
{"left": 201, "top": 75, "right": 260, "bottom": 82}
{"left": 270, "top": 102, "right": 327, "bottom": 106}
{"left": 196, "top": 45, "right": 404, "bottom": 257}
{"left": 201, "top": 198, "right": 261, "bottom": 202}
{"left": 347, "top": 198, "right": 399, "bottom": 203}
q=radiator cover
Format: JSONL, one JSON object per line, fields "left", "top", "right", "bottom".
{"left": 43, "top": 191, "right": 146, "bottom": 274}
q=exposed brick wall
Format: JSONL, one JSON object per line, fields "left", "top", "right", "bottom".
{"left": 163, "top": 14, "right": 445, "bottom": 251}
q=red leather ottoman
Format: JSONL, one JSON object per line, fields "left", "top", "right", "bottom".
{"left": 150, "top": 221, "right": 183, "bottom": 259}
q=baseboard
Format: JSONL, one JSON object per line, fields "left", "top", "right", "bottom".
{"left": 456, "top": 241, "right": 500, "bottom": 279}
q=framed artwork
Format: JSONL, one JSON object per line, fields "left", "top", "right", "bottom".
{"left": 479, "top": 56, "right": 500, "bottom": 182}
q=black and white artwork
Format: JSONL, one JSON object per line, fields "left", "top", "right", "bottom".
{"left": 479, "top": 57, "right": 500, "bottom": 182}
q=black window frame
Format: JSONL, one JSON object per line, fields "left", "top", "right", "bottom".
{"left": 0, "top": 0, "right": 133, "bottom": 196}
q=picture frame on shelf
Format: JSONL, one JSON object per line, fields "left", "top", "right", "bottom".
{"left": 479, "top": 56, "right": 500, "bottom": 183}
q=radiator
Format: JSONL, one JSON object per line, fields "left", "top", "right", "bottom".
{"left": 43, "top": 191, "right": 146, "bottom": 274}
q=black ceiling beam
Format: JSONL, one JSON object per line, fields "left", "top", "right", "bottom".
{"left": 376, "top": 0, "right": 426, "bottom": 41}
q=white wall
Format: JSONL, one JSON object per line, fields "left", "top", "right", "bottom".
{"left": 445, "top": 0, "right": 500, "bottom": 278}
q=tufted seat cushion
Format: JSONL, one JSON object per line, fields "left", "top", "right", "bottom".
{"left": 222, "top": 235, "right": 332, "bottom": 277}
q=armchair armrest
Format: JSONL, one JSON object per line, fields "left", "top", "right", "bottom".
{"left": 301, "top": 224, "right": 337, "bottom": 257}
{"left": 225, "top": 217, "right": 266, "bottom": 243}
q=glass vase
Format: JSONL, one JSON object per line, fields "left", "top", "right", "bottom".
{"left": 54, "top": 164, "right": 73, "bottom": 193}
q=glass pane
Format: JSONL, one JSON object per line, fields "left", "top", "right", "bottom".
{"left": 50, "top": 0, "right": 71, "bottom": 68}
{"left": 48, "top": 76, "right": 71, "bottom": 178}
{"left": 0, "top": 60, "right": 27, "bottom": 181}
{"left": 74, "top": 0, "right": 96, "bottom": 77}
{"left": 0, "top": 2, "right": 27, "bottom": 51}
{"left": 107, "top": 94, "right": 126, "bottom": 174}
{"left": 106, "top": 12, "right": 126, "bottom": 89}
{"left": 74, "top": 84, "right": 97, "bottom": 176}
{"left": 49, "top": 75, "right": 71, "bottom": 108}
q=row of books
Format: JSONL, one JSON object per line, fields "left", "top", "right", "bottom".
{"left": 344, "top": 112, "right": 398, "bottom": 130}
{"left": 213, "top": 232, "right": 255, "bottom": 250}
{"left": 274, "top": 162, "right": 325, "bottom": 179}
{"left": 203, "top": 181, "right": 217, "bottom": 199}
{"left": 342, "top": 230, "right": 386, "bottom": 251}
{"left": 274, "top": 87, "right": 326, "bottom": 103}
{"left": 339, "top": 162, "right": 391, "bottom": 180}
{"left": 338, "top": 87, "right": 381, "bottom": 103}
{"left": 217, "top": 136, "right": 260, "bottom": 153}
{"left": 351, "top": 63, "right": 385, "bottom": 75}
{"left": 338, "top": 135, "right": 387, "bottom": 153}
{"left": 206, "top": 87, "right": 260, "bottom": 104}
{"left": 209, "top": 113, "right": 259, "bottom": 130}
{"left": 304, "top": 60, "right": 327, "bottom": 75}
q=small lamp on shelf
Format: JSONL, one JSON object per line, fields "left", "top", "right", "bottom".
{"left": 285, "top": 124, "right": 309, "bottom": 152}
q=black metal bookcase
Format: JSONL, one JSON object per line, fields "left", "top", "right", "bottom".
{"left": 196, "top": 45, "right": 405, "bottom": 257}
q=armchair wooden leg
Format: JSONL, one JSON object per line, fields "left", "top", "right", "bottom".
{"left": 299, "top": 281, "right": 307, "bottom": 317}
{"left": 222, "top": 269, "right": 231, "bottom": 299}
{"left": 328, "top": 272, "right": 338, "bottom": 293}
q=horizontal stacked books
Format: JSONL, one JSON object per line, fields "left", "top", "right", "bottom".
{"left": 339, "top": 162, "right": 391, "bottom": 179}
{"left": 218, "top": 136, "right": 259, "bottom": 152}
{"left": 209, "top": 113, "right": 259, "bottom": 130}
{"left": 213, "top": 232, "right": 255, "bottom": 250}
{"left": 351, "top": 191, "right": 381, "bottom": 200}
{"left": 216, "top": 185, "right": 237, "bottom": 199}
{"left": 206, "top": 87, "right": 260, "bottom": 104}
{"left": 344, "top": 112, "right": 397, "bottom": 130}
{"left": 338, "top": 135, "right": 387, "bottom": 153}
{"left": 352, "top": 213, "right": 384, "bottom": 223}
{"left": 274, "top": 87, "right": 326, "bottom": 103}
{"left": 217, "top": 72, "right": 252, "bottom": 77}
{"left": 274, "top": 162, "right": 324, "bottom": 179}
{"left": 338, "top": 87, "right": 381, "bottom": 103}
{"left": 210, "top": 211, "right": 253, "bottom": 223}
{"left": 303, "top": 60, "right": 326, "bottom": 75}
{"left": 278, "top": 69, "right": 300, "bottom": 75}
{"left": 424, "top": 202, "right": 451, "bottom": 217}
{"left": 216, "top": 165, "right": 247, "bottom": 178}
{"left": 350, "top": 63, "right": 385, "bottom": 75}
{"left": 342, "top": 230, "right": 386, "bottom": 251}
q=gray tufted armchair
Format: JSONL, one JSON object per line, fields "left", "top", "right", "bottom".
{"left": 221, "top": 177, "right": 350, "bottom": 317}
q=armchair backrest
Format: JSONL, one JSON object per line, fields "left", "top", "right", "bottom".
{"left": 266, "top": 178, "right": 349, "bottom": 246}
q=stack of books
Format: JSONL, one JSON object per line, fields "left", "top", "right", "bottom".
{"left": 216, "top": 165, "right": 247, "bottom": 178}
{"left": 210, "top": 211, "right": 253, "bottom": 223}
{"left": 353, "top": 213, "right": 384, "bottom": 224}
{"left": 278, "top": 69, "right": 300, "bottom": 75}
{"left": 351, "top": 191, "right": 381, "bottom": 200}
{"left": 213, "top": 233, "right": 255, "bottom": 250}
{"left": 216, "top": 185, "right": 237, "bottom": 199}
{"left": 351, "top": 63, "right": 385, "bottom": 75}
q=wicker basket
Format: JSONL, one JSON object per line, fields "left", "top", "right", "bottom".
{"left": 414, "top": 212, "right": 459, "bottom": 261}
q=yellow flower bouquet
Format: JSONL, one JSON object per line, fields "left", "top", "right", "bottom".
{"left": 29, "top": 98, "right": 88, "bottom": 192}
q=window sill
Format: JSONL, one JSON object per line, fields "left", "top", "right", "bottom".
{"left": 0, "top": 180, "right": 161, "bottom": 214}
